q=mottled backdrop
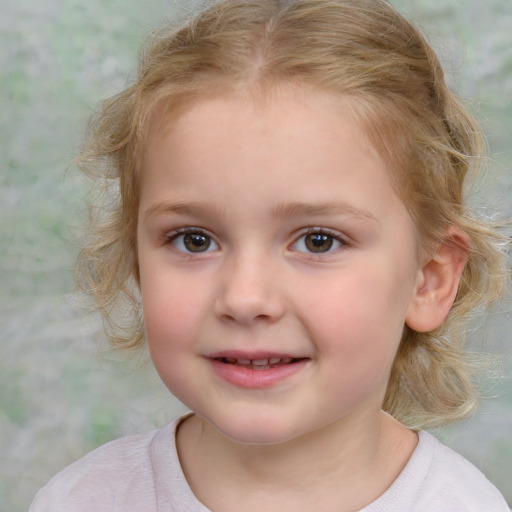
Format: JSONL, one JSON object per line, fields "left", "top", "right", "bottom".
{"left": 1, "top": 1, "right": 511, "bottom": 510}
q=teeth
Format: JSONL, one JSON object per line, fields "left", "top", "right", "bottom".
{"left": 252, "top": 359, "right": 269, "bottom": 366}
{"left": 220, "top": 357, "right": 296, "bottom": 366}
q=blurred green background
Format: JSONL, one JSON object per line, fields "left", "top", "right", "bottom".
{"left": 1, "top": 1, "right": 511, "bottom": 510}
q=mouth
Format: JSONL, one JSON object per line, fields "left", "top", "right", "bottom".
{"left": 214, "top": 356, "right": 304, "bottom": 371}
{"left": 208, "top": 352, "right": 309, "bottom": 388}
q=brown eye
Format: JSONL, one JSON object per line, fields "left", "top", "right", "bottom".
{"left": 304, "top": 233, "right": 334, "bottom": 253}
{"left": 292, "top": 231, "right": 343, "bottom": 254}
{"left": 184, "top": 233, "right": 211, "bottom": 252}
{"left": 170, "top": 231, "right": 219, "bottom": 253}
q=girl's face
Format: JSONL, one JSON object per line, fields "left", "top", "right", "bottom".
{"left": 137, "top": 87, "right": 424, "bottom": 445}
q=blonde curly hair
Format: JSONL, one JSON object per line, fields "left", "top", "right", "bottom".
{"left": 76, "top": 0, "right": 508, "bottom": 428}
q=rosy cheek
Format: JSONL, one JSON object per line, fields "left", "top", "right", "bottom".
{"left": 143, "top": 284, "right": 202, "bottom": 347}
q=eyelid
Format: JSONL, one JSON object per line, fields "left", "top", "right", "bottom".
{"left": 300, "top": 227, "right": 349, "bottom": 243}
{"left": 305, "top": 226, "right": 347, "bottom": 238}
{"left": 165, "top": 226, "right": 211, "bottom": 237}
{"left": 165, "top": 227, "right": 220, "bottom": 253}
{"left": 290, "top": 227, "right": 348, "bottom": 255}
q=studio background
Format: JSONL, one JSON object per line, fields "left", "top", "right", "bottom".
{"left": 1, "top": 1, "right": 511, "bottom": 510}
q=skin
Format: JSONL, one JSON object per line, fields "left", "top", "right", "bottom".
{"left": 136, "top": 86, "right": 466, "bottom": 512}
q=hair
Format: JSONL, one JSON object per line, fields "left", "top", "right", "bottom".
{"left": 76, "top": 0, "right": 509, "bottom": 428}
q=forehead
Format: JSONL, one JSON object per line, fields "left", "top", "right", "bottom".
{"left": 139, "top": 86, "right": 416, "bottom": 236}
{"left": 143, "top": 85, "right": 379, "bottom": 175}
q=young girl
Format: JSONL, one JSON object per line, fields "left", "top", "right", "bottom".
{"left": 30, "top": 0, "right": 510, "bottom": 510}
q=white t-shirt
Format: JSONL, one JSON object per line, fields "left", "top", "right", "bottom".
{"left": 30, "top": 416, "right": 509, "bottom": 512}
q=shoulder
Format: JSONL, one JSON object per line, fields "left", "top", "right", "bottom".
{"left": 29, "top": 422, "right": 176, "bottom": 512}
{"left": 374, "top": 430, "right": 509, "bottom": 512}
{"left": 364, "top": 430, "right": 509, "bottom": 512}
{"left": 418, "top": 431, "right": 507, "bottom": 506}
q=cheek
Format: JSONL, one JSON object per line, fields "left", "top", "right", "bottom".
{"left": 303, "top": 266, "right": 410, "bottom": 362}
{"left": 141, "top": 277, "right": 208, "bottom": 397}
{"left": 140, "top": 272, "right": 203, "bottom": 352}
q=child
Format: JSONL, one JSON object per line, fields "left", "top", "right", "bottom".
{"left": 30, "top": 0, "right": 510, "bottom": 510}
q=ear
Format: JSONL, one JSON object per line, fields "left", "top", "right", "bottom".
{"left": 405, "top": 227, "right": 470, "bottom": 333}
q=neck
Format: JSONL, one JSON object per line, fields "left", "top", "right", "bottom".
{"left": 177, "top": 410, "right": 417, "bottom": 512}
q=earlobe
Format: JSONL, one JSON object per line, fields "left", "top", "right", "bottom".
{"left": 405, "top": 227, "right": 470, "bottom": 333}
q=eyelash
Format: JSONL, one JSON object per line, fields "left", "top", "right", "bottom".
{"left": 165, "top": 228, "right": 219, "bottom": 254}
{"left": 292, "top": 228, "right": 347, "bottom": 255}
{"left": 164, "top": 227, "right": 348, "bottom": 255}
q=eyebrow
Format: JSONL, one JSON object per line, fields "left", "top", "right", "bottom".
{"left": 143, "top": 201, "right": 223, "bottom": 222}
{"left": 143, "top": 200, "right": 378, "bottom": 224}
{"left": 270, "top": 201, "right": 379, "bottom": 223}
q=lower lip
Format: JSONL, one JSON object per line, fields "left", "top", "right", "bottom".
{"left": 209, "top": 359, "right": 308, "bottom": 389}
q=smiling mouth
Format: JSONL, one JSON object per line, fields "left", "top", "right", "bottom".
{"left": 215, "top": 357, "right": 304, "bottom": 370}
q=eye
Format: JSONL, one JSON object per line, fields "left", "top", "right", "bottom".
{"left": 168, "top": 230, "right": 219, "bottom": 253}
{"left": 292, "top": 230, "right": 344, "bottom": 254}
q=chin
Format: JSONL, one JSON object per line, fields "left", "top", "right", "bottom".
{"left": 207, "top": 414, "right": 302, "bottom": 446}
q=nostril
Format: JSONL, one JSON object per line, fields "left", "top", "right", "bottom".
{"left": 215, "top": 297, "right": 285, "bottom": 325}
{"left": 213, "top": 269, "right": 286, "bottom": 325}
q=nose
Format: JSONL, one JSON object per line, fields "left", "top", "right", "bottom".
{"left": 214, "top": 255, "right": 286, "bottom": 325}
